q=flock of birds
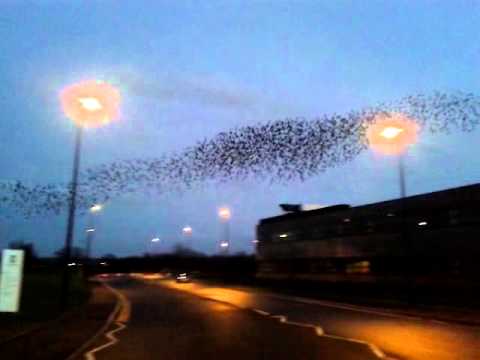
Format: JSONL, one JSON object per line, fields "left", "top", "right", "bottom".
{"left": 1, "top": 91, "right": 479, "bottom": 218}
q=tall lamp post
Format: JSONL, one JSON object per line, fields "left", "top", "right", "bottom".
{"left": 59, "top": 80, "right": 120, "bottom": 310}
{"left": 218, "top": 207, "right": 231, "bottom": 255}
{"left": 366, "top": 112, "right": 419, "bottom": 300}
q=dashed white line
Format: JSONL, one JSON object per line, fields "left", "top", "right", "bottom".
{"left": 254, "top": 310, "right": 396, "bottom": 360}
{"left": 252, "top": 308, "right": 270, "bottom": 316}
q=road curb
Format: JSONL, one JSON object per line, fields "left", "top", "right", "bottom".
{"left": 64, "top": 281, "right": 122, "bottom": 360}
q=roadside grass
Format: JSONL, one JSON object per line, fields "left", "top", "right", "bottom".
{"left": 0, "top": 269, "right": 89, "bottom": 340}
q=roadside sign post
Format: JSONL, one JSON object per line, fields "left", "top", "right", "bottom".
{"left": 0, "top": 249, "right": 25, "bottom": 312}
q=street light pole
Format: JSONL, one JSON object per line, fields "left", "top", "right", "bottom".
{"left": 182, "top": 226, "right": 193, "bottom": 249}
{"left": 223, "top": 219, "right": 230, "bottom": 255}
{"left": 218, "top": 207, "right": 231, "bottom": 255}
{"left": 60, "top": 126, "right": 83, "bottom": 310}
{"left": 366, "top": 113, "right": 419, "bottom": 304}
{"left": 85, "top": 227, "right": 94, "bottom": 260}
{"left": 59, "top": 79, "right": 120, "bottom": 311}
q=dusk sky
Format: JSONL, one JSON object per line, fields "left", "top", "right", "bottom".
{"left": 0, "top": 1, "right": 479, "bottom": 257}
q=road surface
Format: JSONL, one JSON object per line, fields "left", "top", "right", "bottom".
{"left": 87, "top": 276, "right": 480, "bottom": 360}
{"left": 88, "top": 277, "right": 381, "bottom": 360}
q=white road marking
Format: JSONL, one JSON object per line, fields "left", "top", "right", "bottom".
{"left": 252, "top": 308, "right": 270, "bottom": 316}
{"left": 254, "top": 310, "right": 395, "bottom": 359}
{"left": 84, "top": 322, "right": 126, "bottom": 360}
{"left": 83, "top": 281, "right": 131, "bottom": 360}
{"left": 103, "top": 283, "right": 131, "bottom": 323}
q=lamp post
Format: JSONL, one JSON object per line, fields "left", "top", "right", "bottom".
{"left": 182, "top": 226, "right": 193, "bottom": 249}
{"left": 366, "top": 112, "right": 419, "bottom": 302}
{"left": 85, "top": 204, "right": 103, "bottom": 261}
{"left": 150, "top": 237, "right": 160, "bottom": 256}
{"left": 59, "top": 80, "right": 120, "bottom": 310}
{"left": 366, "top": 112, "right": 418, "bottom": 198}
{"left": 218, "top": 207, "right": 231, "bottom": 255}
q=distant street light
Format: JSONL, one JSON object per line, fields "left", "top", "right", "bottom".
{"left": 218, "top": 207, "right": 231, "bottom": 254}
{"left": 182, "top": 226, "right": 193, "bottom": 235}
{"left": 182, "top": 226, "right": 193, "bottom": 249}
{"left": 90, "top": 204, "right": 103, "bottom": 213}
{"left": 85, "top": 203, "right": 103, "bottom": 268}
{"left": 218, "top": 207, "right": 231, "bottom": 221}
{"left": 147, "top": 237, "right": 161, "bottom": 256}
{"left": 59, "top": 80, "right": 120, "bottom": 310}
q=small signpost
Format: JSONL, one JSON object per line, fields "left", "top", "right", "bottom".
{"left": 0, "top": 249, "right": 25, "bottom": 312}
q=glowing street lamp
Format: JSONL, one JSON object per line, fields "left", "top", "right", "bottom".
{"left": 366, "top": 113, "right": 419, "bottom": 303}
{"left": 182, "top": 226, "right": 193, "bottom": 235}
{"left": 218, "top": 207, "right": 231, "bottom": 221}
{"left": 366, "top": 112, "right": 419, "bottom": 198}
{"left": 59, "top": 80, "right": 120, "bottom": 310}
{"left": 60, "top": 80, "right": 120, "bottom": 128}
{"left": 90, "top": 204, "right": 103, "bottom": 213}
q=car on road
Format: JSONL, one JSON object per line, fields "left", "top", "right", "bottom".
{"left": 176, "top": 272, "right": 191, "bottom": 283}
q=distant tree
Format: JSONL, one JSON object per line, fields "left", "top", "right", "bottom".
{"left": 233, "top": 251, "right": 248, "bottom": 257}
{"left": 54, "top": 246, "right": 85, "bottom": 260}
{"left": 172, "top": 243, "right": 205, "bottom": 257}
{"left": 8, "top": 240, "right": 37, "bottom": 268}
{"left": 101, "top": 253, "right": 116, "bottom": 259}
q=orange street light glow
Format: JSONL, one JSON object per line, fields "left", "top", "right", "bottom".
{"left": 380, "top": 126, "right": 404, "bottom": 139}
{"left": 366, "top": 113, "right": 419, "bottom": 155}
{"left": 78, "top": 97, "right": 103, "bottom": 111}
{"left": 218, "top": 207, "right": 231, "bottom": 220}
{"left": 60, "top": 80, "right": 120, "bottom": 128}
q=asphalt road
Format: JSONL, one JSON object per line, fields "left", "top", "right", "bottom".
{"left": 88, "top": 276, "right": 480, "bottom": 360}
{"left": 157, "top": 278, "right": 480, "bottom": 360}
{"left": 90, "top": 277, "right": 381, "bottom": 360}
